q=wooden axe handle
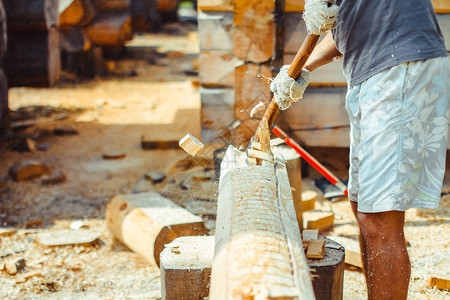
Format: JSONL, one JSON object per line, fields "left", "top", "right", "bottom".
{"left": 254, "top": 34, "right": 320, "bottom": 143}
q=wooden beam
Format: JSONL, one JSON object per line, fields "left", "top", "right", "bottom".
{"left": 233, "top": 0, "right": 275, "bottom": 63}
{"left": 106, "top": 192, "right": 208, "bottom": 266}
{"left": 59, "top": 0, "right": 96, "bottom": 28}
{"left": 210, "top": 146, "right": 315, "bottom": 299}
{"left": 199, "top": 51, "right": 242, "bottom": 88}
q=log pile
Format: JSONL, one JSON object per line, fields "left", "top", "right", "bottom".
{"left": 60, "top": 0, "right": 134, "bottom": 78}
{"left": 198, "top": 0, "right": 450, "bottom": 148}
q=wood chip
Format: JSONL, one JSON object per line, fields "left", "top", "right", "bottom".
{"left": 179, "top": 134, "right": 204, "bottom": 156}
{"left": 9, "top": 161, "right": 50, "bottom": 181}
{"left": 5, "top": 258, "right": 26, "bottom": 275}
{"left": 37, "top": 229, "right": 99, "bottom": 247}
{"left": 306, "top": 239, "right": 325, "bottom": 259}
{"left": 428, "top": 277, "right": 450, "bottom": 290}
{"left": 302, "top": 229, "right": 319, "bottom": 241}
{"left": 0, "top": 228, "right": 17, "bottom": 237}
{"left": 102, "top": 150, "right": 126, "bottom": 160}
{"left": 40, "top": 171, "right": 66, "bottom": 185}
{"left": 53, "top": 127, "right": 79, "bottom": 136}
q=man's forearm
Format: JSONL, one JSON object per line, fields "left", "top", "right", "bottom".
{"left": 304, "top": 32, "right": 342, "bottom": 72}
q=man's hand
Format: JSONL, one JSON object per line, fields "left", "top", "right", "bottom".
{"left": 270, "top": 65, "right": 310, "bottom": 110}
{"left": 303, "top": 0, "right": 339, "bottom": 35}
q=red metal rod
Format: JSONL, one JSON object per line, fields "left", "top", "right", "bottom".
{"left": 272, "top": 125, "right": 348, "bottom": 197}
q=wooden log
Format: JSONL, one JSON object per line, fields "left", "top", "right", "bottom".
{"left": 200, "top": 88, "right": 235, "bottom": 143}
{"left": 129, "top": 0, "right": 159, "bottom": 32}
{"left": 233, "top": 0, "right": 275, "bottom": 63}
{"left": 160, "top": 236, "right": 215, "bottom": 300}
{"left": 86, "top": 12, "right": 132, "bottom": 46}
{"left": 3, "top": 0, "right": 59, "bottom": 30}
{"left": 92, "top": 0, "right": 130, "bottom": 11}
{"left": 59, "top": 0, "right": 96, "bottom": 28}
{"left": 5, "top": 27, "right": 61, "bottom": 87}
{"left": 210, "top": 146, "right": 315, "bottom": 299}
{"left": 274, "top": 144, "right": 303, "bottom": 231}
{"left": 307, "top": 237, "right": 345, "bottom": 300}
{"left": 106, "top": 192, "right": 208, "bottom": 266}
{"left": 198, "top": 11, "right": 233, "bottom": 51}
{"left": 199, "top": 51, "right": 242, "bottom": 88}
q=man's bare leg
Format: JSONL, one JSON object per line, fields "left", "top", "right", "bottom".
{"left": 351, "top": 202, "right": 411, "bottom": 299}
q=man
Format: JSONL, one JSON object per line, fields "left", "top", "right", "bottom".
{"left": 272, "top": 0, "right": 449, "bottom": 298}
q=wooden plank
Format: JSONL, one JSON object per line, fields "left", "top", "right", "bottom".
{"left": 160, "top": 236, "right": 215, "bottom": 300}
{"left": 199, "top": 51, "right": 242, "bottom": 88}
{"left": 59, "top": 0, "right": 96, "bottom": 27}
{"left": 200, "top": 88, "right": 235, "bottom": 142}
{"left": 233, "top": 0, "right": 275, "bottom": 63}
{"left": 3, "top": 0, "right": 59, "bottom": 30}
{"left": 329, "top": 236, "right": 363, "bottom": 269}
{"left": 433, "top": 0, "right": 450, "bottom": 13}
{"left": 5, "top": 27, "right": 61, "bottom": 87}
{"left": 86, "top": 12, "right": 133, "bottom": 46}
{"left": 303, "top": 211, "right": 334, "bottom": 233}
{"left": 210, "top": 146, "right": 315, "bottom": 299}
{"left": 198, "top": 11, "right": 233, "bottom": 51}
{"left": 106, "top": 192, "right": 208, "bottom": 267}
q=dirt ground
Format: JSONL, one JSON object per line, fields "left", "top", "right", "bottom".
{"left": 0, "top": 23, "right": 449, "bottom": 299}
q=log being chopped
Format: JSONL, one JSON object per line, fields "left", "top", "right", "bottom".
{"left": 210, "top": 139, "right": 315, "bottom": 299}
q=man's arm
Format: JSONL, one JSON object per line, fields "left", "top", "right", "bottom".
{"left": 304, "top": 32, "right": 342, "bottom": 72}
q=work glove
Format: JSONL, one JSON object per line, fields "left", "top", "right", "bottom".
{"left": 270, "top": 65, "right": 310, "bottom": 110}
{"left": 303, "top": 0, "right": 339, "bottom": 35}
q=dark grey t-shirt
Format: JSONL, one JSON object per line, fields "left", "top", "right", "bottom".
{"left": 332, "top": 0, "right": 447, "bottom": 88}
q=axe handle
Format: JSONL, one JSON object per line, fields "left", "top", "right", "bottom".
{"left": 254, "top": 34, "right": 320, "bottom": 142}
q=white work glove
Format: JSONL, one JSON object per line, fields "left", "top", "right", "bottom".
{"left": 270, "top": 65, "right": 310, "bottom": 110}
{"left": 303, "top": 0, "right": 339, "bottom": 35}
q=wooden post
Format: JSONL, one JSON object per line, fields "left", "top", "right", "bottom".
{"left": 274, "top": 144, "right": 303, "bottom": 231}
{"left": 160, "top": 236, "right": 215, "bottom": 300}
{"left": 210, "top": 146, "right": 315, "bottom": 299}
{"left": 106, "top": 192, "right": 208, "bottom": 267}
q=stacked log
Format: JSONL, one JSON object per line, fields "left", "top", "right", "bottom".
{"left": 3, "top": 0, "right": 60, "bottom": 87}
{"left": 59, "top": 0, "right": 134, "bottom": 78}
{"left": 0, "top": 0, "right": 7, "bottom": 136}
{"left": 198, "top": 0, "right": 450, "bottom": 148}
